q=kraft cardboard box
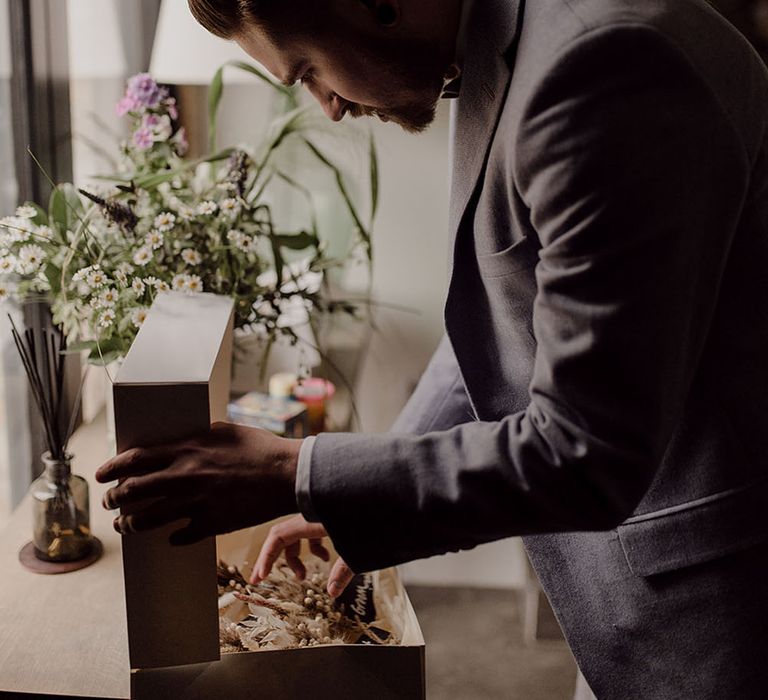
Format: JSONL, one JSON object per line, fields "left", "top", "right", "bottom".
{"left": 113, "top": 292, "right": 426, "bottom": 700}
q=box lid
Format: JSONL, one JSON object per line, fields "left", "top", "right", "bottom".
{"left": 113, "top": 292, "right": 234, "bottom": 671}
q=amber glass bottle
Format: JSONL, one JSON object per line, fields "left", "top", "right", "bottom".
{"left": 30, "top": 453, "right": 92, "bottom": 562}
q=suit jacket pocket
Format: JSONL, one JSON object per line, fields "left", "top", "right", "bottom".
{"left": 476, "top": 235, "right": 540, "bottom": 278}
{"left": 617, "top": 476, "right": 768, "bottom": 577}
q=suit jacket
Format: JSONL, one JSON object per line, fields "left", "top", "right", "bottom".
{"left": 305, "top": 0, "right": 768, "bottom": 695}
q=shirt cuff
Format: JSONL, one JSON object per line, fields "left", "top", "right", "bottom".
{"left": 295, "top": 436, "right": 320, "bottom": 522}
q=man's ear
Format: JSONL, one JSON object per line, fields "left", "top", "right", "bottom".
{"left": 358, "top": 0, "right": 401, "bottom": 28}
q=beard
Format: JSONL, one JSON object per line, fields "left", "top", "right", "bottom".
{"left": 345, "top": 96, "right": 439, "bottom": 134}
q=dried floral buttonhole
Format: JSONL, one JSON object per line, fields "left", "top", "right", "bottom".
{"left": 217, "top": 555, "right": 399, "bottom": 653}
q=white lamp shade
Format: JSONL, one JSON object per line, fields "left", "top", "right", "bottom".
{"left": 67, "top": 0, "right": 128, "bottom": 79}
{"left": 151, "top": 0, "right": 264, "bottom": 85}
{"left": 0, "top": 0, "right": 11, "bottom": 80}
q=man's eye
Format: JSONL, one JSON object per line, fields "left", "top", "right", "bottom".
{"left": 299, "top": 70, "right": 315, "bottom": 86}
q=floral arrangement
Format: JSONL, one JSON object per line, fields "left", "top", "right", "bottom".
{"left": 0, "top": 70, "right": 376, "bottom": 366}
{"left": 218, "top": 557, "right": 397, "bottom": 651}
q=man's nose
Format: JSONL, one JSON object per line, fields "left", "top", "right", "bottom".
{"left": 307, "top": 84, "right": 346, "bottom": 121}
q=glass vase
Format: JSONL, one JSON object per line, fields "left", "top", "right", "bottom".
{"left": 30, "top": 453, "right": 92, "bottom": 562}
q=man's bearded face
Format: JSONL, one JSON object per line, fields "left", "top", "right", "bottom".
{"left": 235, "top": 9, "right": 447, "bottom": 133}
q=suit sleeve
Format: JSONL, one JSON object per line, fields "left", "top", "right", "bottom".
{"left": 390, "top": 334, "right": 475, "bottom": 435}
{"left": 305, "top": 26, "right": 751, "bottom": 573}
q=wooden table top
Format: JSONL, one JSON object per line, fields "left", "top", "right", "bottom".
{"left": 0, "top": 413, "right": 130, "bottom": 698}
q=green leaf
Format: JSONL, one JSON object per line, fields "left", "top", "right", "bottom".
{"left": 63, "top": 340, "right": 98, "bottom": 354}
{"left": 208, "top": 66, "right": 225, "bottom": 153}
{"left": 369, "top": 130, "right": 379, "bottom": 224}
{"left": 272, "top": 231, "right": 318, "bottom": 251}
{"left": 302, "top": 137, "right": 373, "bottom": 262}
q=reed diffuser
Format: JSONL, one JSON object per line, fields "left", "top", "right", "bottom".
{"left": 9, "top": 314, "right": 92, "bottom": 564}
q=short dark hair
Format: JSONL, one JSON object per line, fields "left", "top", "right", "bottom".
{"left": 187, "top": 0, "right": 272, "bottom": 39}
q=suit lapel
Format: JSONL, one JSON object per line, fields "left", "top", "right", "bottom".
{"left": 449, "top": 0, "right": 525, "bottom": 249}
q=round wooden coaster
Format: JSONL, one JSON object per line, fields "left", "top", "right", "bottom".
{"left": 18, "top": 537, "right": 103, "bottom": 575}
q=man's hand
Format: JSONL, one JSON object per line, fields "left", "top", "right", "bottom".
{"left": 95, "top": 422, "right": 302, "bottom": 545}
{"left": 252, "top": 514, "right": 355, "bottom": 598}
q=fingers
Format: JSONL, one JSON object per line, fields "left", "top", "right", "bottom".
{"left": 113, "top": 499, "right": 192, "bottom": 535}
{"left": 96, "top": 444, "right": 176, "bottom": 484}
{"left": 102, "top": 472, "right": 175, "bottom": 510}
{"left": 284, "top": 541, "right": 306, "bottom": 581}
{"left": 309, "top": 538, "right": 330, "bottom": 562}
{"left": 251, "top": 515, "right": 328, "bottom": 583}
{"left": 327, "top": 558, "right": 355, "bottom": 598}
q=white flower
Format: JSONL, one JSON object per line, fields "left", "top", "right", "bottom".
{"left": 185, "top": 274, "right": 203, "bottom": 294}
{"left": 18, "top": 244, "right": 46, "bottom": 270}
{"left": 155, "top": 280, "right": 170, "bottom": 292}
{"left": 220, "top": 198, "right": 241, "bottom": 218}
{"left": 114, "top": 270, "right": 129, "bottom": 287}
{"left": 0, "top": 256, "right": 16, "bottom": 274}
{"left": 117, "top": 261, "right": 135, "bottom": 275}
{"left": 132, "top": 278, "right": 146, "bottom": 295}
{"left": 73, "top": 265, "right": 95, "bottom": 282}
{"left": 1, "top": 216, "right": 33, "bottom": 243}
{"left": 87, "top": 269, "right": 108, "bottom": 288}
{"left": 227, "top": 229, "right": 253, "bottom": 253}
{"left": 172, "top": 273, "right": 188, "bottom": 291}
{"left": 133, "top": 246, "right": 153, "bottom": 267}
{"left": 197, "top": 201, "right": 218, "bottom": 216}
{"left": 99, "top": 288, "right": 119, "bottom": 307}
{"left": 98, "top": 308, "right": 116, "bottom": 328}
{"left": 36, "top": 225, "right": 54, "bottom": 240}
{"left": 177, "top": 205, "right": 196, "bottom": 221}
{"left": 15, "top": 205, "right": 37, "bottom": 220}
{"left": 0, "top": 282, "right": 14, "bottom": 301}
{"left": 154, "top": 212, "right": 176, "bottom": 232}
{"left": 181, "top": 249, "right": 202, "bottom": 266}
{"left": 145, "top": 230, "right": 165, "bottom": 249}
{"left": 131, "top": 308, "right": 148, "bottom": 328}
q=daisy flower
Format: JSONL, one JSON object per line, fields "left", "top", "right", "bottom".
{"left": 197, "top": 201, "right": 218, "bottom": 216}
{"left": 117, "top": 261, "right": 135, "bottom": 275}
{"left": 0, "top": 256, "right": 16, "bottom": 274}
{"left": 172, "top": 273, "right": 188, "bottom": 291}
{"left": 131, "top": 308, "right": 149, "bottom": 328}
{"left": 155, "top": 280, "right": 170, "bottom": 292}
{"left": 154, "top": 212, "right": 176, "bottom": 232}
{"left": 36, "top": 225, "right": 54, "bottom": 240}
{"left": 181, "top": 249, "right": 202, "bottom": 266}
{"left": 132, "top": 278, "right": 146, "bottom": 295}
{"left": 185, "top": 275, "right": 203, "bottom": 294}
{"left": 15, "top": 205, "right": 37, "bottom": 220}
{"left": 99, "top": 288, "right": 119, "bottom": 307}
{"left": 87, "top": 268, "right": 108, "bottom": 288}
{"left": 0, "top": 282, "right": 13, "bottom": 301}
{"left": 146, "top": 230, "right": 164, "bottom": 250}
{"left": 133, "top": 245, "right": 153, "bottom": 266}
{"left": 220, "top": 198, "right": 241, "bottom": 218}
{"left": 114, "top": 270, "right": 129, "bottom": 287}
{"left": 98, "top": 308, "right": 116, "bottom": 328}
{"left": 18, "top": 244, "right": 46, "bottom": 270}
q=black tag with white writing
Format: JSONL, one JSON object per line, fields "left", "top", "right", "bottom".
{"left": 335, "top": 573, "right": 377, "bottom": 624}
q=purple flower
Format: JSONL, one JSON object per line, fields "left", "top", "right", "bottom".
{"left": 116, "top": 95, "right": 140, "bottom": 117}
{"left": 133, "top": 127, "right": 154, "bottom": 150}
{"left": 166, "top": 99, "right": 179, "bottom": 121}
{"left": 126, "top": 73, "right": 162, "bottom": 109}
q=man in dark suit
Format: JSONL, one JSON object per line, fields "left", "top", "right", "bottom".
{"left": 98, "top": 0, "right": 768, "bottom": 695}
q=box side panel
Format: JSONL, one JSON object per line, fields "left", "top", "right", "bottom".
{"left": 114, "top": 383, "right": 220, "bottom": 670}
{"left": 132, "top": 646, "right": 426, "bottom": 700}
